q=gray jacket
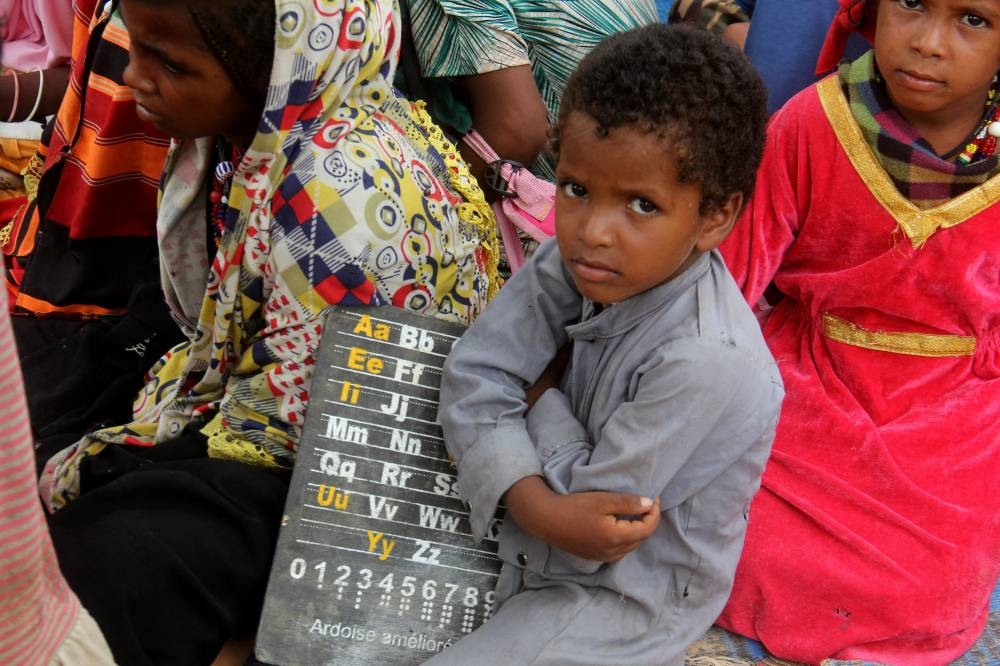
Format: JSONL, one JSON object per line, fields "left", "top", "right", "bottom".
{"left": 439, "top": 239, "right": 784, "bottom": 661}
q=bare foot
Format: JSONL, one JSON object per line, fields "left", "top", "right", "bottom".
{"left": 211, "top": 637, "right": 254, "bottom": 666}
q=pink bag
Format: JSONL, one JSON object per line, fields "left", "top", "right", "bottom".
{"left": 462, "top": 130, "right": 555, "bottom": 273}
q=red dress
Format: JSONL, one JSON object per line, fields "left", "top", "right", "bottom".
{"left": 718, "top": 75, "right": 1000, "bottom": 664}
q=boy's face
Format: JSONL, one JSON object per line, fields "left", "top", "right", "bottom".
{"left": 874, "top": 0, "right": 1000, "bottom": 130}
{"left": 120, "top": 0, "right": 261, "bottom": 148}
{"left": 554, "top": 112, "right": 738, "bottom": 306}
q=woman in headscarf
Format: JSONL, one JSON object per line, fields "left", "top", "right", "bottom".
{"left": 42, "top": 0, "right": 498, "bottom": 663}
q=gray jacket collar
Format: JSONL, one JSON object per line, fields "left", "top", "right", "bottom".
{"left": 566, "top": 251, "right": 711, "bottom": 340}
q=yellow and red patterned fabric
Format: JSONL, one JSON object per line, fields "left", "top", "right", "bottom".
{"left": 43, "top": 0, "right": 498, "bottom": 509}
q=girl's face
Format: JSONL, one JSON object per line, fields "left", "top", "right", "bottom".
{"left": 874, "top": 0, "right": 1000, "bottom": 138}
{"left": 120, "top": 0, "right": 262, "bottom": 149}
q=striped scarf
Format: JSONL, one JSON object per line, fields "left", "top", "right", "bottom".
{"left": 841, "top": 51, "right": 1000, "bottom": 209}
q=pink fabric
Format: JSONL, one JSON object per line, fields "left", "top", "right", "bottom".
{"left": 501, "top": 170, "right": 555, "bottom": 242}
{"left": 462, "top": 130, "right": 555, "bottom": 272}
{"left": 0, "top": 254, "right": 80, "bottom": 665}
{"left": 717, "top": 83, "right": 1000, "bottom": 664}
{"left": 1, "top": 0, "right": 74, "bottom": 70}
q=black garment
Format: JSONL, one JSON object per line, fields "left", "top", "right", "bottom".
{"left": 4, "top": 0, "right": 179, "bottom": 471}
{"left": 49, "top": 433, "right": 291, "bottom": 666}
{"left": 14, "top": 278, "right": 185, "bottom": 470}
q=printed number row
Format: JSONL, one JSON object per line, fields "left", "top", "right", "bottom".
{"left": 289, "top": 558, "right": 494, "bottom": 609}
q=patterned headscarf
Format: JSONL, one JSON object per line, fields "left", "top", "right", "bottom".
{"left": 840, "top": 51, "right": 1000, "bottom": 209}
{"left": 43, "top": 0, "right": 499, "bottom": 509}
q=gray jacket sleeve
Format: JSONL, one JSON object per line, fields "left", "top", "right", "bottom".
{"left": 565, "top": 337, "right": 782, "bottom": 507}
{"left": 519, "top": 338, "right": 780, "bottom": 508}
{"left": 440, "top": 240, "right": 583, "bottom": 538}
{"left": 525, "top": 388, "right": 592, "bottom": 495}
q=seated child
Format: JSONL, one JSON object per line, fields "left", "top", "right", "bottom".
{"left": 429, "top": 23, "right": 782, "bottom": 665}
{"left": 716, "top": 0, "right": 1000, "bottom": 662}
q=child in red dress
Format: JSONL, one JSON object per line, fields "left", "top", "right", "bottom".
{"left": 718, "top": 0, "right": 1000, "bottom": 662}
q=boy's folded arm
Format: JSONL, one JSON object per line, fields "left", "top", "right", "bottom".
{"left": 504, "top": 475, "right": 660, "bottom": 563}
{"left": 454, "top": 394, "right": 658, "bottom": 561}
{"left": 521, "top": 389, "right": 658, "bottom": 563}
{"left": 456, "top": 424, "right": 543, "bottom": 538}
{"left": 526, "top": 387, "right": 590, "bottom": 469}
{"left": 440, "top": 240, "right": 583, "bottom": 538}
{"left": 565, "top": 338, "right": 783, "bottom": 506}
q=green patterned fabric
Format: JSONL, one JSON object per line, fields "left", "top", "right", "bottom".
{"left": 403, "top": 0, "right": 658, "bottom": 179}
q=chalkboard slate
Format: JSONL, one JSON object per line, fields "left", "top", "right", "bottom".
{"left": 256, "top": 306, "right": 503, "bottom": 666}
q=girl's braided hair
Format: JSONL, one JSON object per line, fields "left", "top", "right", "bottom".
{"left": 188, "top": 0, "right": 276, "bottom": 102}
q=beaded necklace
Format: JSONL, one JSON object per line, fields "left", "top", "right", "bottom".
{"left": 209, "top": 139, "right": 240, "bottom": 248}
{"left": 956, "top": 75, "right": 1000, "bottom": 166}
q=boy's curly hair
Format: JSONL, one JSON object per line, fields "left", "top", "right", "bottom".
{"left": 553, "top": 23, "right": 767, "bottom": 215}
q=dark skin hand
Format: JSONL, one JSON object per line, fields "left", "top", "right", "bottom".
{"left": 0, "top": 65, "right": 70, "bottom": 122}
{"left": 514, "top": 343, "right": 660, "bottom": 563}
{"left": 505, "top": 476, "right": 660, "bottom": 563}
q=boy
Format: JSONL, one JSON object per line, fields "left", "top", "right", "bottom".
{"left": 430, "top": 23, "right": 782, "bottom": 665}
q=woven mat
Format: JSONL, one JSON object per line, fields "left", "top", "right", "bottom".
{"left": 685, "top": 583, "right": 1000, "bottom": 665}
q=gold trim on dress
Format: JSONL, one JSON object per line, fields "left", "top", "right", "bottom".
{"left": 816, "top": 76, "right": 1000, "bottom": 248}
{"left": 822, "top": 313, "right": 976, "bottom": 357}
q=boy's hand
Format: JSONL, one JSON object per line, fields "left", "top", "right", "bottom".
{"left": 525, "top": 343, "right": 572, "bottom": 409}
{"left": 504, "top": 476, "right": 659, "bottom": 563}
